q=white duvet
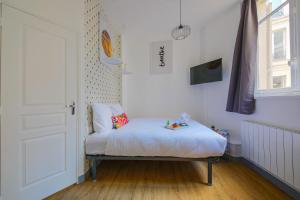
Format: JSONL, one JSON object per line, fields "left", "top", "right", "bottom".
{"left": 102, "top": 118, "right": 227, "bottom": 158}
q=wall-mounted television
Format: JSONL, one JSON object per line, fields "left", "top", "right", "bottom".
{"left": 190, "top": 58, "right": 222, "bottom": 85}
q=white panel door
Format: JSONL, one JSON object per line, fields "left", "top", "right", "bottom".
{"left": 2, "top": 5, "right": 77, "bottom": 200}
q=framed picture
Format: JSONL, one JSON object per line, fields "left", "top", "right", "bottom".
{"left": 150, "top": 40, "right": 173, "bottom": 74}
{"left": 98, "top": 12, "right": 122, "bottom": 66}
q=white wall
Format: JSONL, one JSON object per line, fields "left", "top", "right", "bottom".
{"left": 123, "top": 2, "right": 300, "bottom": 144}
{"left": 0, "top": 2, "right": 2, "bottom": 198}
{"left": 122, "top": 24, "right": 206, "bottom": 124}
{"left": 200, "top": 3, "right": 300, "bottom": 143}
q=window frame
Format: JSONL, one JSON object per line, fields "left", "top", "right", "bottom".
{"left": 255, "top": 0, "right": 300, "bottom": 98}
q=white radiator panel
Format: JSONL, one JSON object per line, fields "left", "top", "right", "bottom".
{"left": 244, "top": 122, "right": 250, "bottom": 159}
{"left": 241, "top": 121, "right": 300, "bottom": 191}
{"left": 277, "top": 129, "right": 285, "bottom": 180}
{"left": 284, "top": 131, "right": 293, "bottom": 186}
{"left": 241, "top": 123, "right": 247, "bottom": 159}
{"left": 263, "top": 126, "right": 271, "bottom": 171}
{"left": 258, "top": 125, "right": 264, "bottom": 168}
{"left": 249, "top": 124, "right": 254, "bottom": 162}
{"left": 253, "top": 124, "right": 259, "bottom": 165}
{"left": 293, "top": 133, "right": 300, "bottom": 190}
{"left": 270, "top": 127, "right": 278, "bottom": 176}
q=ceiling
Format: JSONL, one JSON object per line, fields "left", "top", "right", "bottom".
{"left": 103, "top": 0, "right": 240, "bottom": 33}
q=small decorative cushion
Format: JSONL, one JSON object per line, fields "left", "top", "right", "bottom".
{"left": 112, "top": 113, "right": 129, "bottom": 129}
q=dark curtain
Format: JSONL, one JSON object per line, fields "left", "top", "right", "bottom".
{"left": 226, "top": 0, "right": 258, "bottom": 115}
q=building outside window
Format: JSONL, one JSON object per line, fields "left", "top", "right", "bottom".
{"left": 256, "top": 0, "right": 299, "bottom": 96}
{"left": 272, "top": 29, "right": 286, "bottom": 61}
{"left": 272, "top": 75, "right": 287, "bottom": 88}
{"left": 257, "top": 0, "right": 291, "bottom": 90}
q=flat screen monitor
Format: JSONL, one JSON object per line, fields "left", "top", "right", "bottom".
{"left": 190, "top": 58, "right": 222, "bottom": 85}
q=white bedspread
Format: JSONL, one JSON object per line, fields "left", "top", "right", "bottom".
{"left": 104, "top": 118, "right": 227, "bottom": 158}
{"left": 86, "top": 132, "right": 110, "bottom": 155}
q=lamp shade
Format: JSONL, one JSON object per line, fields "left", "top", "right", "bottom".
{"left": 171, "top": 24, "right": 191, "bottom": 40}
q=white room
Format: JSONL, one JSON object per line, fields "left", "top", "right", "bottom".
{"left": 0, "top": 0, "right": 300, "bottom": 199}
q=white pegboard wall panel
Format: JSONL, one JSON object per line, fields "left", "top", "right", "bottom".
{"left": 84, "top": 0, "right": 122, "bottom": 133}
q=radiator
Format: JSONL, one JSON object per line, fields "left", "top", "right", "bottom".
{"left": 241, "top": 121, "right": 300, "bottom": 191}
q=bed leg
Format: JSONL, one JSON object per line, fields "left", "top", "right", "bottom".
{"left": 91, "top": 158, "right": 97, "bottom": 182}
{"left": 208, "top": 159, "right": 212, "bottom": 186}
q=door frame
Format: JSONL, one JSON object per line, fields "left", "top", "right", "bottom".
{"left": 0, "top": 2, "right": 4, "bottom": 199}
{"left": 0, "top": 3, "right": 81, "bottom": 199}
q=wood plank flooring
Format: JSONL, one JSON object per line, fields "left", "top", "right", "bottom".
{"left": 46, "top": 160, "right": 291, "bottom": 200}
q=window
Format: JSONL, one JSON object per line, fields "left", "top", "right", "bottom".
{"left": 272, "top": 29, "right": 286, "bottom": 60}
{"left": 256, "top": 0, "right": 299, "bottom": 97}
{"left": 272, "top": 0, "right": 285, "bottom": 17}
{"left": 272, "top": 75, "right": 287, "bottom": 88}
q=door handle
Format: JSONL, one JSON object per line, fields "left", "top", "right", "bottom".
{"left": 66, "top": 101, "right": 76, "bottom": 115}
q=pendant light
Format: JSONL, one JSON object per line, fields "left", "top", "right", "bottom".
{"left": 171, "top": 0, "right": 191, "bottom": 40}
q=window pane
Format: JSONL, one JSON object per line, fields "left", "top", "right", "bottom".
{"left": 257, "top": 0, "right": 288, "bottom": 20}
{"left": 257, "top": 2, "right": 291, "bottom": 90}
{"left": 272, "top": 75, "right": 287, "bottom": 88}
{"left": 272, "top": 29, "right": 286, "bottom": 60}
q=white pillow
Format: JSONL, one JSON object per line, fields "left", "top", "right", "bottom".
{"left": 92, "top": 103, "right": 113, "bottom": 133}
{"left": 108, "top": 103, "right": 124, "bottom": 116}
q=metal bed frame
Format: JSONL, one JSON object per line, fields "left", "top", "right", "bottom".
{"left": 86, "top": 155, "right": 219, "bottom": 186}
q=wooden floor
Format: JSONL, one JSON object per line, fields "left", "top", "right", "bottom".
{"left": 46, "top": 160, "right": 291, "bottom": 200}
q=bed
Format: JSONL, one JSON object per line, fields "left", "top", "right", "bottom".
{"left": 86, "top": 118, "right": 227, "bottom": 185}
